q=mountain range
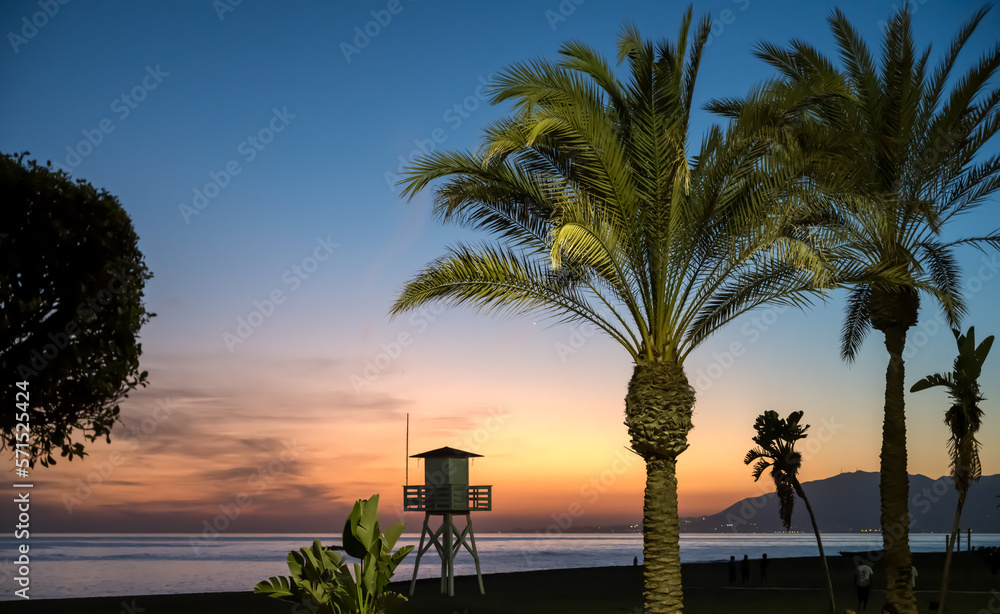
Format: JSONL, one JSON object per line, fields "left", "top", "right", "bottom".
{"left": 681, "top": 471, "right": 1000, "bottom": 533}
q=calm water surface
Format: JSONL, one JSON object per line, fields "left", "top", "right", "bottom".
{"left": 3, "top": 532, "right": 998, "bottom": 600}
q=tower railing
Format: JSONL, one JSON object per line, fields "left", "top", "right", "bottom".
{"left": 403, "top": 484, "right": 492, "bottom": 512}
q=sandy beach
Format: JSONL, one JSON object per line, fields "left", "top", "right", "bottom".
{"left": 5, "top": 550, "right": 998, "bottom": 613}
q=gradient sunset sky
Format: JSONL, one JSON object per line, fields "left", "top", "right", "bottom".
{"left": 2, "top": 0, "right": 1000, "bottom": 534}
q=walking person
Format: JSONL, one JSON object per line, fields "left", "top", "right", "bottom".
{"left": 855, "top": 559, "right": 874, "bottom": 612}
{"left": 741, "top": 554, "right": 750, "bottom": 584}
{"left": 727, "top": 555, "right": 736, "bottom": 584}
{"left": 760, "top": 553, "right": 769, "bottom": 584}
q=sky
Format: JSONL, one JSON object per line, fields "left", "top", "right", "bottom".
{"left": 2, "top": 0, "right": 1000, "bottom": 535}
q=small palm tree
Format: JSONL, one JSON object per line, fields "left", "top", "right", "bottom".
{"left": 745, "top": 410, "right": 835, "bottom": 612}
{"left": 391, "top": 13, "right": 829, "bottom": 613}
{"left": 911, "top": 326, "right": 994, "bottom": 613}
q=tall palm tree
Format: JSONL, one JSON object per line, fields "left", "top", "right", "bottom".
{"left": 710, "top": 6, "right": 1000, "bottom": 612}
{"left": 911, "top": 326, "right": 994, "bottom": 613}
{"left": 745, "top": 410, "right": 836, "bottom": 612}
{"left": 391, "top": 13, "right": 829, "bottom": 613}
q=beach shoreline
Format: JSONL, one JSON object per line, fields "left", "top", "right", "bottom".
{"left": 5, "top": 551, "right": 998, "bottom": 613}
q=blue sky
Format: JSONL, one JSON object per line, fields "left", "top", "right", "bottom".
{"left": 2, "top": 0, "right": 1000, "bottom": 532}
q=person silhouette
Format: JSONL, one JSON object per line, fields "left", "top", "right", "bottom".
{"left": 855, "top": 560, "right": 874, "bottom": 612}
{"left": 728, "top": 555, "right": 736, "bottom": 584}
{"left": 741, "top": 554, "right": 750, "bottom": 584}
{"left": 760, "top": 553, "right": 769, "bottom": 583}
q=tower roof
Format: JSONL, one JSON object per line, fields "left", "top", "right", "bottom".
{"left": 410, "top": 446, "right": 483, "bottom": 459}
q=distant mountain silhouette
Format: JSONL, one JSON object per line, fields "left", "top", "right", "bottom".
{"left": 681, "top": 471, "right": 1000, "bottom": 533}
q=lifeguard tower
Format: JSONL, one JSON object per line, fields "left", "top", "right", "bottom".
{"left": 403, "top": 446, "right": 491, "bottom": 596}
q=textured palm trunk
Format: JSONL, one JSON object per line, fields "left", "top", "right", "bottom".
{"left": 643, "top": 457, "right": 683, "bottom": 612}
{"left": 879, "top": 324, "right": 918, "bottom": 614}
{"left": 625, "top": 360, "right": 695, "bottom": 614}
{"left": 938, "top": 493, "right": 967, "bottom": 613}
{"left": 870, "top": 288, "right": 919, "bottom": 614}
{"left": 793, "top": 481, "right": 836, "bottom": 612}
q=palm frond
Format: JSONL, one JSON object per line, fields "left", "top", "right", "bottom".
{"left": 828, "top": 7, "right": 880, "bottom": 111}
{"left": 840, "top": 285, "right": 872, "bottom": 362}
{"left": 390, "top": 242, "right": 638, "bottom": 355}
{"left": 396, "top": 15, "right": 840, "bottom": 375}
{"left": 920, "top": 5, "right": 992, "bottom": 122}
{"left": 916, "top": 240, "right": 966, "bottom": 326}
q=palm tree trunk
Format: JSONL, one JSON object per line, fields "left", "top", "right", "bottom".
{"left": 938, "top": 493, "right": 967, "bottom": 613}
{"left": 625, "top": 360, "right": 695, "bottom": 614}
{"left": 880, "top": 324, "right": 918, "bottom": 614}
{"left": 793, "top": 481, "right": 836, "bottom": 612}
{"left": 644, "top": 456, "right": 684, "bottom": 612}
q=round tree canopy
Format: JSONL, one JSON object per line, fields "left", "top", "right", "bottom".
{"left": 1, "top": 151, "right": 154, "bottom": 467}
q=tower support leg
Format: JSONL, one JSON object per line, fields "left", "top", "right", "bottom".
{"left": 408, "top": 513, "right": 438, "bottom": 597}
{"left": 408, "top": 511, "right": 486, "bottom": 597}
{"left": 443, "top": 512, "right": 454, "bottom": 596}
{"left": 465, "top": 513, "right": 485, "bottom": 594}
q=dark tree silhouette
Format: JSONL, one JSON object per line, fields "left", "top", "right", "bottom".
{"left": 1, "top": 152, "right": 153, "bottom": 466}
{"left": 911, "top": 326, "right": 994, "bottom": 613}
{"left": 745, "top": 410, "right": 835, "bottom": 612}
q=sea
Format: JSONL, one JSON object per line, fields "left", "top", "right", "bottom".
{"left": 2, "top": 532, "right": 999, "bottom": 601}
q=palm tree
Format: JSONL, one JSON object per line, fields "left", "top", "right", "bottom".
{"left": 911, "top": 326, "right": 994, "bottom": 613}
{"left": 710, "top": 6, "right": 1000, "bottom": 612}
{"left": 390, "top": 13, "right": 829, "bottom": 613}
{"left": 745, "top": 410, "right": 836, "bottom": 611}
